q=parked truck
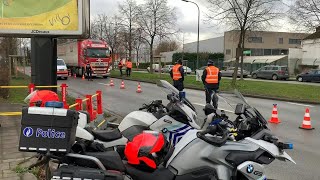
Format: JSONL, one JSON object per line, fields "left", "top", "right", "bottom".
{"left": 57, "top": 39, "right": 112, "bottom": 78}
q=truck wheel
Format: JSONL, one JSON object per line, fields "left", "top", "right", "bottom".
{"left": 103, "top": 76, "right": 108, "bottom": 79}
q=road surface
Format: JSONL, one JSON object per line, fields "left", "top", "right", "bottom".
{"left": 60, "top": 77, "right": 320, "bottom": 180}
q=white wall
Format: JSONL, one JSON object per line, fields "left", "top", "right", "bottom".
{"left": 160, "top": 51, "right": 179, "bottom": 63}
{"left": 184, "top": 36, "right": 224, "bottom": 53}
{"left": 288, "top": 48, "right": 303, "bottom": 75}
{"left": 302, "top": 39, "right": 320, "bottom": 66}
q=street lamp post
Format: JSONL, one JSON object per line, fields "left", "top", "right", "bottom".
{"left": 182, "top": 0, "right": 200, "bottom": 69}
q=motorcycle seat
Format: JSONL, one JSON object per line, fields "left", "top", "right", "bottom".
{"left": 125, "top": 164, "right": 175, "bottom": 180}
{"left": 92, "top": 128, "right": 123, "bottom": 142}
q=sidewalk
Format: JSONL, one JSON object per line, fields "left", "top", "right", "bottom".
{"left": 0, "top": 103, "right": 34, "bottom": 180}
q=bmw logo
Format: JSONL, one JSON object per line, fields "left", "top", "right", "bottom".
{"left": 247, "top": 164, "right": 254, "bottom": 173}
{"left": 23, "top": 127, "right": 33, "bottom": 138}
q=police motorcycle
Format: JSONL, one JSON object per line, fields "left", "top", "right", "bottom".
{"left": 74, "top": 80, "right": 210, "bottom": 152}
{"left": 50, "top": 89, "right": 295, "bottom": 180}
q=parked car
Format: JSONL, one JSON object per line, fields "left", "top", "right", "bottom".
{"left": 57, "top": 58, "right": 68, "bottom": 80}
{"left": 183, "top": 66, "right": 192, "bottom": 74}
{"left": 221, "top": 67, "right": 250, "bottom": 78}
{"left": 251, "top": 65, "right": 289, "bottom": 80}
{"left": 162, "top": 65, "right": 174, "bottom": 73}
{"left": 147, "top": 64, "right": 162, "bottom": 72}
{"left": 296, "top": 69, "right": 320, "bottom": 82}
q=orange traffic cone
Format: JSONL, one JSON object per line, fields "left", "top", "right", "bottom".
{"left": 82, "top": 74, "right": 85, "bottom": 80}
{"left": 68, "top": 72, "right": 71, "bottom": 77}
{"left": 74, "top": 73, "right": 76, "bottom": 78}
{"left": 269, "top": 104, "right": 281, "bottom": 124}
{"left": 120, "top": 80, "right": 125, "bottom": 89}
{"left": 110, "top": 79, "right": 115, "bottom": 86}
{"left": 136, "top": 82, "right": 142, "bottom": 93}
{"left": 299, "top": 108, "right": 314, "bottom": 130}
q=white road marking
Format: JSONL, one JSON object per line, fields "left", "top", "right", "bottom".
{"left": 98, "top": 83, "right": 109, "bottom": 86}
{"left": 193, "top": 103, "right": 234, "bottom": 113}
{"left": 287, "top": 102, "right": 314, "bottom": 108}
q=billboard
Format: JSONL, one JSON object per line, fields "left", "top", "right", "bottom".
{"left": 0, "top": 0, "right": 89, "bottom": 37}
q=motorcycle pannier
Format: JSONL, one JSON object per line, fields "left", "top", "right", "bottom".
{"left": 51, "top": 165, "right": 123, "bottom": 180}
{"left": 19, "top": 107, "right": 79, "bottom": 153}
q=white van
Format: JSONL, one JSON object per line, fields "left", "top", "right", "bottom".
{"left": 147, "top": 64, "right": 162, "bottom": 72}
{"left": 57, "top": 58, "right": 68, "bottom": 80}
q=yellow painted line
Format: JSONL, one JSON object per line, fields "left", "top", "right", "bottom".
{"left": 0, "top": 86, "right": 28, "bottom": 88}
{"left": 69, "top": 103, "right": 79, "bottom": 109}
{"left": 0, "top": 112, "right": 22, "bottom": 116}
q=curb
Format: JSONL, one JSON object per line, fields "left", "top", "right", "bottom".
{"left": 110, "top": 75, "right": 320, "bottom": 105}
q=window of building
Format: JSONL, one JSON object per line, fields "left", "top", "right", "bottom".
{"left": 248, "top": 37, "right": 263, "bottom": 43}
{"left": 279, "top": 38, "right": 283, "bottom": 44}
{"left": 289, "top": 38, "right": 301, "bottom": 45}
{"left": 251, "top": 49, "right": 263, "bottom": 56}
{"left": 226, "top": 49, "right": 231, "bottom": 55}
{"left": 264, "top": 49, "right": 272, "bottom": 55}
{"left": 271, "top": 49, "right": 280, "bottom": 55}
{"left": 280, "top": 49, "right": 288, "bottom": 55}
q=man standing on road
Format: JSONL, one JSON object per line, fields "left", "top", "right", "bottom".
{"left": 85, "top": 60, "right": 93, "bottom": 81}
{"left": 125, "top": 59, "right": 133, "bottom": 77}
{"left": 170, "top": 60, "right": 184, "bottom": 91}
{"left": 202, "top": 60, "right": 221, "bottom": 108}
{"left": 118, "top": 61, "right": 123, "bottom": 76}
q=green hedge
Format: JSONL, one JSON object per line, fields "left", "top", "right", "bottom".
{"left": 172, "top": 52, "right": 224, "bottom": 69}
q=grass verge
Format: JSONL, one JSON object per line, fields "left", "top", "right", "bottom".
{"left": 110, "top": 71, "right": 320, "bottom": 103}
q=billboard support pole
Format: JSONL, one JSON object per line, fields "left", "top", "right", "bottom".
{"left": 31, "top": 37, "right": 57, "bottom": 92}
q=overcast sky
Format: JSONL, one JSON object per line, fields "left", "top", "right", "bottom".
{"left": 90, "top": 0, "right": 294, "bottom": 44}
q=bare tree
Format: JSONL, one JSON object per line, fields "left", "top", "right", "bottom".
{"left": 119, "top": 0, "right": 138, "bottom": 60}
{"left": 91, "top": 14, "right": 124, "bottom": 67}
{"left": 206, "top": 0, "right": 280, "bottom": 86}
{"left": 155, "top": 40, "right": 179, "bottom": 55}
{"left": 136, "top": 0, "right": 177, "bottom": 73}
{"left": 289, "top": 0, "right": 320, "bottom": 32}
{"left": 132, "top": 28, "right": 146, "bottom": 63}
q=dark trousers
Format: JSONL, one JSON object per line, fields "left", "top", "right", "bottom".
{"left": 86, "top": 70, "right": 92, "bottom": 80}
{"left": 119, "top": 68, "right": 123, "bottom": 76}
{"left": 173, "top": 80, "right": 184, "bottom": 91}
{"left": 205, "top": 87, "right": 218, "bottom": 108}
{"left": 126, "top": 68, "right": 132, "bottom": 77}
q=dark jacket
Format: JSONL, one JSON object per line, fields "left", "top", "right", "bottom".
{"left": 202, "top": 65, "right": 222, "bottom": 89}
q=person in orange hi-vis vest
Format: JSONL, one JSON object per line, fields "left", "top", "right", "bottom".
{"left": 170, "top": 60, "right": 184, "bottom": 91}
{"left": 201, "top": 60, "right": 221, "bottom": 109}
{"left": 125, "top": 59, "right": 133, "bottom": 77}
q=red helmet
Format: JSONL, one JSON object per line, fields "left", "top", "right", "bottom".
{"left": 125, "top": 131, "right": 168, "bottom": 171}
{"left": 27, "top": 90, "right": 60, "bottom": 107}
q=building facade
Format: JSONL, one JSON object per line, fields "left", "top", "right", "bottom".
{"left": 301, "top": 28, "right": 320, "bottom": 67}
{"left": 224, "top": 30, "right": 309, "bottom": 60}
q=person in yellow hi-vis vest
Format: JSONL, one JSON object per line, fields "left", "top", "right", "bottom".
{"left": 201, "top": 60, "right": 221, "bottom": 108}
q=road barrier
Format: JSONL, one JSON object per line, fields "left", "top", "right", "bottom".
{"left": 1, "top": 83, "right": 68, "bottom": 108}
{"left": 0, "top": 84, "right": 103, "bottom": 122}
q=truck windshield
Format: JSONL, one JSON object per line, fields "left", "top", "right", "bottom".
{"left": 57, "top": 60, "right": 65, "bottom": 66}
{"left": 87, "top": 48, "right": 110, "bottom": 58}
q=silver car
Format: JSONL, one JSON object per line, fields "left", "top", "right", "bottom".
{"left": 252, "top": 65, "right": 289, "bottom": 80}
{"left": 221, "top": 67, "right": 250, "bottom": 78}
{"left": 162, "top": 65, "right": 174, "bottom": 73}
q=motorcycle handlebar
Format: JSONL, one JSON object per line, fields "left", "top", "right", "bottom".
{"left": 197, "top": 125, "right": 228, "bottom": 147}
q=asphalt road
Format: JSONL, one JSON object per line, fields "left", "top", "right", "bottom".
{"left": 59, "top": 76, "right": 320, "bottom": 180}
